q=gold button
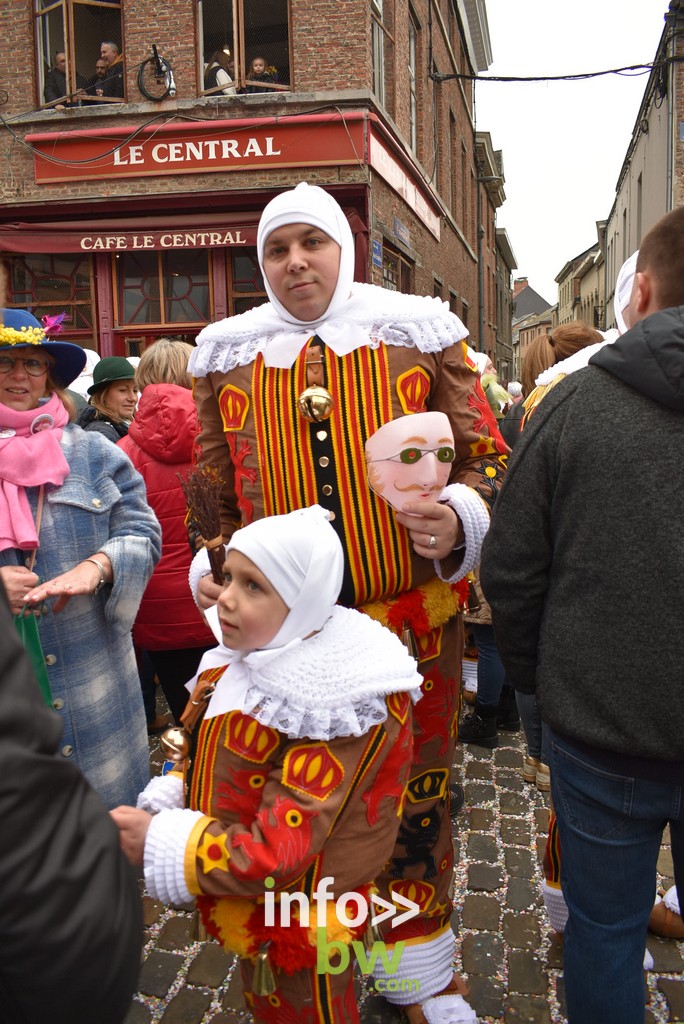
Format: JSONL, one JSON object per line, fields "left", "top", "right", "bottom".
{"left": 316, "top": 429, "right": 328, "bottom": 441}
{"left": 328, "top": 510, "right": 336, "bottom": 520}
{"left": 25, "top": 556, "right": 33, "bottom": 568}
{"left": 45, "top": 654, "right": 57, "bottom": 666}
{"left": 62, "top": 745, "right": 73, "bottom": 757}
{"left": 319, "top": 456, "right": 330, "bottom": 468}
{"left": 52, "top": 698, "right": 64, "bottom": 710}
{"left": 322, "top": 484, "right": 333, "bottom": 496}
{"left": 92, "top": 498, "right": 102, "bottom": 508}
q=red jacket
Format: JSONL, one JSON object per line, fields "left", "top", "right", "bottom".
{"left": 118, "top": 384, "right": 213, "bottom": 650}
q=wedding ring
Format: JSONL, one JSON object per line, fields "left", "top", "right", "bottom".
{"left": 428, "top": 535, "right": 437, "bottom": 549}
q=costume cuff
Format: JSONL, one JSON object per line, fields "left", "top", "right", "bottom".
{"left": 137, "top": 773, "right": 185, "bottom": 813}
{"left": 144, "top": 808, "right": 205, "bottom": 905}
{"left": 372, "top": 926, "right": 455, "bottom": 1004}
{"left": 189, "top": 547, "right": 212, "bottom": 608}
{"left": 436, "top": 483, "right": 490, "bottom": 581}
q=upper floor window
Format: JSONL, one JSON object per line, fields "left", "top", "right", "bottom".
{"left": 35, "top": 1, "right": 124, "bottom": 109}
{"left": 371, "top": 0, "right": 394, "bottom": 114}
{"left": 198, "top": 0, "right": 291, "bottom": 96}
{"left": 408, "top": 14, "right": 418, "bottom": 153}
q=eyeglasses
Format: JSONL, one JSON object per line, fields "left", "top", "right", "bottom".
{"left": 0, "top": 354, "right": 51, "bottom": 377}
{"left": 371, "top": 445, "right": 456, "bottom": 465}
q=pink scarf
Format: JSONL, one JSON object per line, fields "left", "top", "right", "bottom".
{"left": 0, "top": 393, "right": 70, "bottom": 552}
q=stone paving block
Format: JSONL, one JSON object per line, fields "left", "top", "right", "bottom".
{"left": 534, "top": 808, "right": 550, "bottom": 834}
{"left": 555, "top": 974, "right": 566, "bottom": 1016}
{"left": 220, "top": 965, "right": 248, "bottom": 1012}
{"left": 187, "top": 944, "right": 235, "bottom": 987}
{"left": 466, "top": 973, "right": 505, "bottom": 1019}
{"left": 462, "top": 931, "right": 505, "bottom": 976}
{"left": 468, "top": 744, "right": 496, "bottom": 761}
{"left": 467, "top": 808, "right": 495, "bottom": 831}
{"left": 465, "top": 781, "right": 497, "bottom": 804}
{"left": 659, "top": 978, "right": 684, "bottom": 1021}
{"left": 494, "top": 747, "right": 523, "bottom": 769}
{"left": 466, "top": 760, "right": 494, "bottom": 781}
{"left": 505, "top": 847, "right": 536, "bottom": 879}
{"left": 159, "top": 988, "right": 213, "bottom": 1023}
{"left": 502, "top": 912, "right": 540, "bottom": 950}
{"left": 461, "top": 893, "right": 501, "bottom": 931}
{"left": 158, "top": 916, "right": 195, "bottom": 951}
{"left": 468, "top": 862, "right": 504, "bottom": 891}
{"left": 123, "top": 1000, "right": 152, "bottom": 1024}
{"left": 143, "top": 896, "right": 165, "bottom": 927}
{"left": 500, "top": 819, "right": 531, "bottom": 846}
{"left": 545, "top": 933, "right": 564, "bottom": 969}
{"left": 507, "top": 877, "right": 539, "bottom": 911}
{"left": 497, "top": 771, "right": 526, "bottom": 793}
{"left": 138, "top": 951, "right": 186, "bottom": 998}
{"left": 500, "top": 792, "right": 529, "bottom": 815}
{"left": 467, "top": 833, "right": 499, "bottom": 862}
{"left": 452, "top": 745, "right": 464, "bottom": 765}
{"left": 503, "top": 993, "right": 552, "bottom": 1023}
{"left": 647, "top": 935, "right": 684, "bottom": 972}
{"left": 535, "top": 837, "right": 546, "bottom": 863}
{"left": 508, "top": 949, "right": 547, "bottom": 994}
{"left": 658, "top": 847, "right": 675, "bottom": 877}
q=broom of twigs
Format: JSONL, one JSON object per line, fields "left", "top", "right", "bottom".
{"left": 178, "top": 465, "right": 226, "bottom": 585}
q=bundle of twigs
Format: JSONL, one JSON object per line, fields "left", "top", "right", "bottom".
{"left": 178, "top": 465, "right": 225, "bottom": 584}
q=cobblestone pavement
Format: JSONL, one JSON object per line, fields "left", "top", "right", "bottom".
{"left": 125, "top": 717, "right": 684, "bottom": 1024}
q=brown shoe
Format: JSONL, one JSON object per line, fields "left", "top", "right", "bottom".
{"left": 536, "top": 762, "right": 551, "bottom": 792}
{"left": 147, "top": 714, "right": 173, "bottom": 735}
{"left": 649, "top": 899, "right": 684, "bottom": 939}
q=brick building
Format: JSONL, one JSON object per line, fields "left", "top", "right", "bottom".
{"left": 0, "top": 0, "right": 503, "bottom": 357}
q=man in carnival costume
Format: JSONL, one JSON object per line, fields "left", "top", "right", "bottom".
{"left": 189, "top": 182, "right": 507, "bottom": 1022}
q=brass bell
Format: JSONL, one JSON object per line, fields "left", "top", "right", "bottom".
{"left": 158, "top": 726, "right": 191, "bottom": 762}
{"left": 401, "top": 621, "right": 419, "bottom": 660}
{"left": 296, "top": 385, "right": 334, "bottom": 422}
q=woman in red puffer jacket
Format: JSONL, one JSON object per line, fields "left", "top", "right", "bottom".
{"left": 118, "top": 339, "right": 213, "bottom": 723}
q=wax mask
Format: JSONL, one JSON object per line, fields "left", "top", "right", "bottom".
{"left": 365, "top": 412, "right": 455, "bottom": 512}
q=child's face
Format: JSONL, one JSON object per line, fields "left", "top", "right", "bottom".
{"left": 218, "top": 550, "right": 289, "bottom": 650}
{"left": 252, "top": 58, "right": 266, "bottom": 75}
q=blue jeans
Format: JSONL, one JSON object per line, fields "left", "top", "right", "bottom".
{"left": 516, "top": 691, "right": 544, "bottom": 760}
{"left": 549, "top": 726, "right": 684, "bottom": 1024}
{"left": 470, "top": 622, "right": 506, "bottom": 708}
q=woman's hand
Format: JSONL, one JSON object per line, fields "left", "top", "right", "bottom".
{"left": 23, "top": 554, "right": 113, "bottom": 614}
{"left": 110, "top": 806, "right": 152, "bottom": 866}
{"left": 395, "top": 501, "right": 464, "bottom": 560}
{"left": 0, "top": 565, "right": 40, "bottom": 615}
{"left": 197, "top": 572, "right": 222, "bottom": 613}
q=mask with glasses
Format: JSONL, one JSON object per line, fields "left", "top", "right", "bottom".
{"left": 0, "top": 354, "right": 51, "bottom": 377}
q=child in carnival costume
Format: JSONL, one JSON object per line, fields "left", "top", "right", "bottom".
{"left": 112, "top": 505, "right": 423, "bottom": 1023}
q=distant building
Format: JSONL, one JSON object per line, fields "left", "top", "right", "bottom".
{"left": 512, "top": 278, "right": 552, "bottom": 320}
{"left": 513, "top": 308, "right": 555, "bottom": 379}
{"left": 495, "top": 228, "right": 517, "bottom": 379}
{"left": 555, "top": 239, "right": 605, "bottom": 328}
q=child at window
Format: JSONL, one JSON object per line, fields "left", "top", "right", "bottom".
{"left": 244, "top": 54, "right": 277, "bottom": 92}
{"left": 111, "top": 505, "right": 422, "bottom": 1023}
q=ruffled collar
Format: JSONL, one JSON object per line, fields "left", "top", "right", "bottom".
{"left": 188, "top": 605, "right": 422, "bottom": 740}
{"left": 189, "top": 282, "right": 468, "bottom": 377}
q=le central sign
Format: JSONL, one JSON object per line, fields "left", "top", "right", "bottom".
{"left": 27, "top": 114, "right": 366, "bottom": 184}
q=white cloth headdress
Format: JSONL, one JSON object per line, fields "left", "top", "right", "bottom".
{"left": 615, "top": 250, "right": 638, "bottom": 335}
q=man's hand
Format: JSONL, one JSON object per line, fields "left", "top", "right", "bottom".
{"left": 395, "top": 501, "right": 464, "bottom": 560}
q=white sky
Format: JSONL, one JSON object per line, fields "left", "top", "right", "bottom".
{"left": 474, "top": 0, "right": 668, "bottom": 306}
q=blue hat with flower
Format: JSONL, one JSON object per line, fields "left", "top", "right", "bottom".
{"left": 0, "top": 309, "right": 87, "bottom": 388}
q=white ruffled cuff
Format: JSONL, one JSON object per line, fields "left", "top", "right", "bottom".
{"left": 664, "top": 885, "right": 681, "bottom": 915}
{"left": 143, "top": 808, "right": 205, "bottom": 905}
{"left": 372, "top": 926, "right": 455, "bottom": 1004}
{"left": 189, "top": 547, "right": 212, "bottom": 608}
{"left": 437, "top": 483, "right": 490, "bottom": 581}
{"left": 136, "top": 773, "right": 185, "bottom": 814}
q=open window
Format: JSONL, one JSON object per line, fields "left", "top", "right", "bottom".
{"left": 198, "top": 0, "right": 291, "bottom": 97}
{"left": 35, "top": 0, "right": 124, "bottom": 108}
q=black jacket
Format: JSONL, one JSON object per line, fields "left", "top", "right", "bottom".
{"left": 0, "top": 586, "right": 142, "bottom": 1023}
{"left": 481, "top": 306, "right": 684, "bottom": 761}
{"left": 43, "top": 67, "right": 87, "bottom": 105}
{"left": 77, "top": 403, "right": 129, "bottom": 442}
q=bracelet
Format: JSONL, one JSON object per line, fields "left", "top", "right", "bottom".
{"left": 84, "top": 557, "right": 107, "bottom": 596}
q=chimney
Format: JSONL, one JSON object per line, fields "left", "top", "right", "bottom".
{"left": 513, "top": 277, "right": 528, "bottom": 297}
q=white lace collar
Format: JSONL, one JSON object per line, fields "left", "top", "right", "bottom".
{"left": 189, "top": 282, "right": 468, "bottom": 378}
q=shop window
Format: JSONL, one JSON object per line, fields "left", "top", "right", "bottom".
{"left": 198, "top": 0, "right": 291, "bottom": 95}
{"left": 382, "top": 245, "right": 412, "bottom": 294}
{"left": 35, "top": 1, "right": 124, "bottom": 108}
{"left": 9, "top": 254, "right": 95, "bottom": 339}
{"left": 116, "top": 250, "right": 211, "bottom": 327}
{"left": 228, "top": 249, "right": 267, "bottom": 315}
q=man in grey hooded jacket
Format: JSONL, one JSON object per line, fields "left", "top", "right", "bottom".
{"left": 481, "top": 205, "right": 684, "bottom": 1024}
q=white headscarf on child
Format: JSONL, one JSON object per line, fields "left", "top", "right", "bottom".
{"left": 226, "top": 503, "right": 343, "bottom": 651}
{"left": 615, "top": 250, "right": 639, "bottom": 336}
